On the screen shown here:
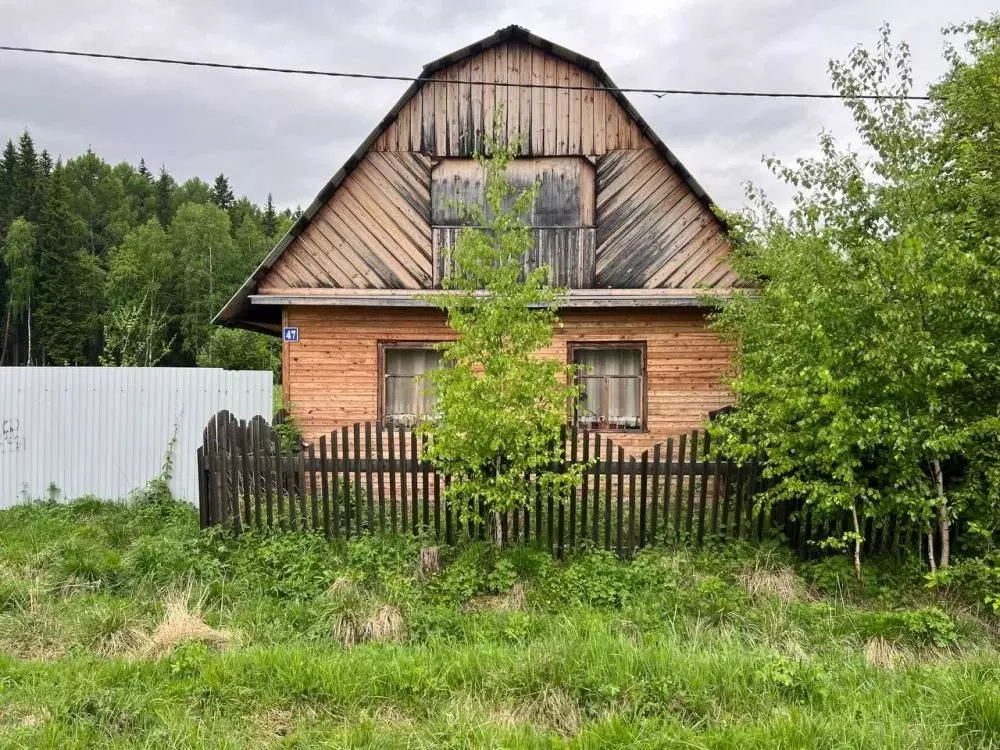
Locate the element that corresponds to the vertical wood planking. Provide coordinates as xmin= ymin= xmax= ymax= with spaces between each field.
xmin=569 ymin=427 xmax=578 ymax=550
xmin=398 ymin=425 xmax=408 ymax=533
xmin=662 ymin=438 xmax=673 ymax=545
xmin=530 ymin=48 xmax=545 ymax=153
xmin=710 ymin=453 xmax=722 ymax=540
xmin=387 ymin=426 xmax=397 ymax=533
xmin=580 ymin=430 xmax=590 ymax=543
xmin=615 ymin=446 xmax=625 ymax=556
xmin=732 ymin=463 xmax=745 ymax=540
xmin=434 ymin=76 xmax=448 ymax=156
xmin=534 ymin=471 xmax=543 ymax=545
xmin=330 ymin=431 xmax=341 ymax=538
xmin=594 ymin=87 xmax=607 ymax=155
xmin=197 ymin=447 xmax=208 ymax=529
xmin=297 ymin=444 xmax=308 ymax=527
xmin=605 ymin=93 xmax=620 ymax=150
xmin=697 ymin=432 xmax=711 ymax=545
xmin=569 ymin=64 xmax=582 ymax=154
xmin=421 ymin=433 xmax=430 ymax=532
xmin=719 ymin=460 xmax=732 ymax=541
xmin=445 ymin=473 xmax=453 ymax=544
xmin=364 ymin=422 xmax=374 ymax=531
xmin=342 ymin=425 xmax=352 ymax=537
xmin=238 ymin=421 xmax=251 ymax=527
xmin=286 ymin=443 xmax=298 ymax=529
xmin=590 ymin=433 xmax=600 ymax=543
xmin=353 ymin=423 xmax=362 ymax=533
xmin=480 ymin=46 xmax=493 ymax=150
xmin=685 ymin=431 xmax=698 ymax=540
xmin=543 ymin=55 xmax=557 ymax=154
xmin=557 ymin=59 xmax=570 ymax=154
xmin=674 ymin=434 xmax=686 ymax=542
xmin=650 ymin=443 xmax=661 ymax=546
xmin=581 ymin=72 xmax=595 ymax=155
xmin=518 ymin=44 xmax=532 ymax=153
xmin=410 ymin=431 xmax=419 ymax=534
xmin=308 ymin=442 xmax=319 ymax=531
xmin=272 ymin=432 xmax=283 ymax=525
xmin=262 ymin=430 xmax=273 ymax=529
xmin=638 ymin=451 xmax=649 ymax=548
xmin=376 ymin=422 xmax=385 ymax=531
xmin=433 ymin=453 xmax=442 ymax=540
xmin=603 ymin=438 xmax=612 ymax=549
xmin=494 ymin=43 xmax=507 ymax=147
xmin=627 ymin=456 xmax=637 ymax=554
xmin=450 ymin=61 xmax=464 ymax=155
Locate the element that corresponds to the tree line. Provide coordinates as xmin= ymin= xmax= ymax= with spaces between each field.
xmin=0 ymin=135 xmax=289 ymax=374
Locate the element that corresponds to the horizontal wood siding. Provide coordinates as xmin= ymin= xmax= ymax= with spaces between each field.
xmin=432 ymin=226 xmax=596 ymax=288
xmin=595 ymin=150 xmax=735 ymax=289
xmin=260 ymin=152 xmax=432 ymax=291
xmin=284 ymin=306 xmax=731 ymax=455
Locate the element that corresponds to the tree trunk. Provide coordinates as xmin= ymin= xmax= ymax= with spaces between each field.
xmin=927 ymin=530 xmax=937 ymax=574
xmin=490 ymin=510 xmax=503 ymax=548
xmin=26 ymin=304 xmax=32 ymax=366
xmin=850 ymin=503 xmax=863 ymax=583
xmin=0 ymin=300 xmax=11 ymax=366
xmin=931 ymin=459 xmax=950 ymax=569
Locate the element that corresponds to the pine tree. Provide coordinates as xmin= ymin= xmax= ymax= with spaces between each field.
xmin=137 ymin=158 xmax=151 ymax=180
xmin=210 ymin=173 xmax=235 ymax=212
xmin=262 ymin=192 xmax=278 ymax=239
xmin=155 ymin=165 xmax=175 ymax=227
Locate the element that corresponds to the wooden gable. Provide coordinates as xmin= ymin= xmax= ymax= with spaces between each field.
xmin=222 ymin=27 xmax=737 ymax=330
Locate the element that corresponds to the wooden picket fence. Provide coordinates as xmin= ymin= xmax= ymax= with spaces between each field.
xmin=195 ymin=411 xmax=906 ymax=558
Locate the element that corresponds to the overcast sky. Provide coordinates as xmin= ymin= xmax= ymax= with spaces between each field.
xmin=1 ymin=0 xmax=995 ymax=213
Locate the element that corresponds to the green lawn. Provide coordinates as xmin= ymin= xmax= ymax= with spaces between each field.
xmin=0 ymin=495 xmax=998 ymax=748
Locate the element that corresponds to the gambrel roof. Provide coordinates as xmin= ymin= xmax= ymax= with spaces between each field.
xmin=217 ymin=25 xmax=735 ymax=334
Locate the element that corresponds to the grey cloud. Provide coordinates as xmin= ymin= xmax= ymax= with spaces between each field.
xmin=2 ymin=0 xmax=996 ymax=214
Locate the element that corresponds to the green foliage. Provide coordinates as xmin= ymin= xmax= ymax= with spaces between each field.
xmin=100 ymin=288 xmax=174 ymax=367
xmin=709 ymin=22 xmax=1000 ymax=571
xmin=196 ymin=326 xmax=280 ymax=380
xmin=422 ymin=109 xmax=583 ymax=521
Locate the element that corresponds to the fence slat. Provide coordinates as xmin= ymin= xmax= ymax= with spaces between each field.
xmin=410 ymin=431 xmax=419 ymax=534
xmin=698 ymin=432 xmax=711 ymax=545
xmin=732 ymin=462 xmax=745 ymax=540
xmin=649 ymin=444 xmax=660 ymax=546
xmin=535 ymin=471 xmax=543 ymax=546
xmin=340 ymin=426 xmax=351 ymax=537
xmin=286 ymin=443 xmax=297 ymax=529
xmin=580 ymin=430 xmax=590 ymax=545
xmin=685 ymin=431 xmax=698 ymax=540
xmin=197 ymin=447 xmax=208 ymax=529
xmin=238 ymin=420 xmax=251 ymax=527
xmin=353 ymin=423 xmax=363 ymax=533
xmin=674 ymin=434 xmax=686 ymax=543
xmin=710 ymin=453 xmax=722 ymax=540
xmin=308 ymin=442 xmax=319 ymax=531
xmin=445 ymin=473 xmax=454 ymax=544
xmin=297 ymin=444 xmax=308 ymax=527
xmin=376 ymin=422 xmax=385 ymax=532
xmin=662 ymin=438 xmax=673 ymax=546
xmin=330 ymin=431 xmax=341 ymax=538
xmin=636 ymin=451 xmax=649 ymax=549
xmin=627 ymin=455 xmax=637 ymax=554
xmin=616 ymin=446 xmax=625 ymax=556
xmin=364 ymin=422 xmax=375 ymax=532
xmin=398 ymin=425 xmax=408 ymax=533
xmin=603 ymin=439 xmax=613 ymax=550
xmin=591 ymin=434 xmax=601 ymax=543
xmin=434 ymin=453 xmax=442 ymax=541
xmin=421 ymin=433 xmax=430 ymax=533
xmin=319 ymin=435 xmax=330 ymax=538
xmin=569 ymin=426 xmax=578 ymax=552
xmin=387 ymin=425 xmax=397 ymax=534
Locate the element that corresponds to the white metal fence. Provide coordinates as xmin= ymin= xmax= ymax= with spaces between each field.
xmin=0 ymin=367 xmax=272 ymax=507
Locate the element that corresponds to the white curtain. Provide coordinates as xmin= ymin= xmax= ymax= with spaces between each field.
xmin=385 ymin=349 xmax=442 ymax=423
xmin=575 ymin=348 xmax=642 ymax=429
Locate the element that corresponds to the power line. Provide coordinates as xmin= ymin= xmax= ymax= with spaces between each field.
xmin=0 ymin=44 xmax=931 ymax=101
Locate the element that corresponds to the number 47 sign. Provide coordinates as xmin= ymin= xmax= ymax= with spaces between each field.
xmin=283 ymin=327 xmax=299 ymax=343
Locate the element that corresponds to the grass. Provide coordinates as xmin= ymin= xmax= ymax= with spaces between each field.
xmin=0 ymin=495 xmax=998 ymax=748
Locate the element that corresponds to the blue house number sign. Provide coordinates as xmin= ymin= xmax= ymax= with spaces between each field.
xmin=283 ymin=327 xmax=299 ymax=343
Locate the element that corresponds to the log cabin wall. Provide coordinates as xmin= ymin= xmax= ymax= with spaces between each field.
xmin=283 ymin=306 xmax=732 ymax=456
xmin=256 ymin=39 xmax=735 ymax=295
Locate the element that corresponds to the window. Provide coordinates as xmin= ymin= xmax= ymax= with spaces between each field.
xmin=571 ymin=344 xmax=645 ymax=432
xmin=380 ymin=344 xmax=443 ymax=427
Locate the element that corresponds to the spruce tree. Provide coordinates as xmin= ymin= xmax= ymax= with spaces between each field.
xmin=38 ymin=150 xmax=52 ymax=178
xmin=14 ymin=131 xmax=39 ymax=222
xmin=137 ymin=158 xmax=151 ymax=180
xmin=262 ymin=192 xmax=278 ymax=239
xmin=155 ymin=165 xmax=175 ymax=227
xmin=0 ymin=140 xmax=17 ymax=234
xmin=210 ymin=173 xmax=235 ymax=212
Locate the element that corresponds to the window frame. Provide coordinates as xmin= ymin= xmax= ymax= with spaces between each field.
xmin=377 ymin=341 xmax=445 ymax=427
xmin=567 ymin=341 xmax=648 ymax=433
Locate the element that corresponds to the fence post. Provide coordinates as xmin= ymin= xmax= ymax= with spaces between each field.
xmin=197 ymin=446 xmax=209 ymax=529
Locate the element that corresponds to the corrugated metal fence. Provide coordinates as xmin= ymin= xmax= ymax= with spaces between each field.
xmin=0 ymin=367 xmax=272 ymax=507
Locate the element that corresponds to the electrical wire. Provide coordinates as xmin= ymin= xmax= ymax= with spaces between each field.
xmin=0 ymin=44 xmax=931 ymax=101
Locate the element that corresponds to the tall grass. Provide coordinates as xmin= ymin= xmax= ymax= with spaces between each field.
xmin=0 ymin=496 xmax=997 ymax=748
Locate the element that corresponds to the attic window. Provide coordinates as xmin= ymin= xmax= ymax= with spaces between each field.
xmin=431 ymin=157 xmax=595 ymax=229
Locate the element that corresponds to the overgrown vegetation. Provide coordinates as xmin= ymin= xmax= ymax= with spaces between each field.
xmin=1 ymin=496 xmax=999 ymax=747
xmin=422 ymin=112 xmax=583 ymax=536
xmin=710 ymin=18 xmax=1000 ymax=579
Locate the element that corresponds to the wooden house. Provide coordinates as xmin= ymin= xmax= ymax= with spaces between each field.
xmin=215 ymin=26 xmax=739 ymax=455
